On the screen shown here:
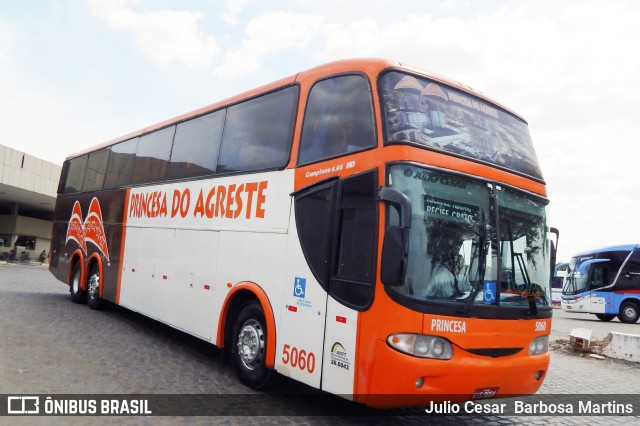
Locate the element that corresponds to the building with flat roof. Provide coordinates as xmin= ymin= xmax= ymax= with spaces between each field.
xmin=0 ymin=144 xmax=61 ymax=261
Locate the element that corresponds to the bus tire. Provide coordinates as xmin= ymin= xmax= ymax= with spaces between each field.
xmin=70 ymin=262 xmax=86 ymax=304
xmin=618 ymin=301 xmax=640 ymax=324
xmin=595 ymin=314 xmax=615 ymax=322
xmin=230 ymin=300 xmax=276 ymax=390
xmin=86 ymin=263 xmax=104 ymax=310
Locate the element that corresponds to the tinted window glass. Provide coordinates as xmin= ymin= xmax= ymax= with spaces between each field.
xmin=62 ymin=155 xmax=88 ymax=194
xmin=330 ymin=171 xmax=378 ymax=310
xmin=294 ymin=180 xmax=337 ymax=291
xmin=380 ymin=71 xmax=543 ymax=180
xmin=82 ymin=148 xmax=110 ymax=191
xmin=619 ymin=250 xmax=640 ymax=290
xmin=217 ymin=86 xmax=298 ymax=174
xmin=169 ymin=110 xmax=225 ymax=180
xmin=299 ymin=75 xmax=376 ymax=165
xmin=134 ymin=126 xmax=175 ymax=184
xmin=104 ymin=138 xmax=138 ymax=188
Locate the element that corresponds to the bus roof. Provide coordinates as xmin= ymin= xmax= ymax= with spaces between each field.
xmin=65 ymin=57 xmax=524 ymax=161
xmin=572 ymin=244 xmax=640 ymax=257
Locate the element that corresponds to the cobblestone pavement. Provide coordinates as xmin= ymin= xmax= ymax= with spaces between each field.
xmin=1 ymin=263 xmax=640 ymax=425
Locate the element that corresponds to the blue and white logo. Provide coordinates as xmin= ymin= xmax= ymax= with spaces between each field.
xmin=483 ymin=281 xmax=497 ymax=304
xmin=293 ymin=277 xmax=306 ymax=298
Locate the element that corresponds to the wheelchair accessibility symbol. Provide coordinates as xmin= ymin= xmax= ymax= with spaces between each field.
xmin=483 ymin=281 xmax=497 ymax=304
xmin=293 ymin=277 xmax=306 ymax=298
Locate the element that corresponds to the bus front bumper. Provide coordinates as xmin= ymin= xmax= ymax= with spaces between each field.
xmin=358 ymin=339 xmax=549 ymax=408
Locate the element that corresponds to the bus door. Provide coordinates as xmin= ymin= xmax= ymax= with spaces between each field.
xmin=580 ymin=259 xmax=611 ymax=313
xmin=280 ymin=171 xmax=378 ymax=395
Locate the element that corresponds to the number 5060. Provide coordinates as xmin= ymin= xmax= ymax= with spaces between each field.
xmin=282 ymin=343 xmax=316 ymax=374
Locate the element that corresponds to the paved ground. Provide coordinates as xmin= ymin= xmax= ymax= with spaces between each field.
xmin=1 ymin=263 xmax=640 ymax=425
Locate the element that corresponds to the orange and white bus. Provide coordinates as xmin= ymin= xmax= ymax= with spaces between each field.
xmin=49 ymin=58 xmax=554 ymax=408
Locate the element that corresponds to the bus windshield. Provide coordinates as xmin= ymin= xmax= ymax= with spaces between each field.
xmin=380 ymin=71 xmax=543 ymax=181
xmin=562 ymin=249 xmax=631 ymax=294
xmin=388 ymin=165 xmax=550 ymax=313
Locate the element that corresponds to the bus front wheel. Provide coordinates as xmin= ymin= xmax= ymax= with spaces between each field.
xmin=70 ymin=263 xmax=86 ymax=304
xmin=230 ymin=300 xmax=275 ymax=390
xmin=595 ymin=314 xmax=615 ymax=322
xmin=618 ymin=301 xmax=640 ymax=324
xmin=87 ymin=264 xmax=104 ymax=310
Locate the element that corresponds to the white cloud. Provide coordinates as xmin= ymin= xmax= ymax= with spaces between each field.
xmin=214 ymin=11 xmax=324 ymax=79
xmin=222 ymin=0 xmax=248 ymax=26
xmin=0 ymin=20 xmax=25 ymax=70
xmin=88 ymin=0 xmax=219 ymax=68
xmin=0 ymin=28 xmax=11 ymax=64
xmin=304 ymin=1 xmax=640 ymax=261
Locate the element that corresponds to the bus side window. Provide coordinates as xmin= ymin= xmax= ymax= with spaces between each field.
xmin=168 ymin=109 xmax=225 ymax=180
xmin=589 ymin=264 xmax=608 ymax=288
xmin=330 ymin=170 xmax=378 ymax=310
xmin=104 ymin=138 xmax=138 ymax=189
xmin=133 ymin=126 xmax=175 ymax=185
xmin=620 ymin=250 xmax=640 ymax=290
xmin=294 ymin=179 xmax=338 ymax=292
xmin=62 ymin=154 xmax=88 ymax=194
xmin=82 ymin=148 xmax=110 ymax=192
xmin=216 ymin=86 xmax=298 ymax=174
xmin=298 ymin=75 xmax=376 ymax=166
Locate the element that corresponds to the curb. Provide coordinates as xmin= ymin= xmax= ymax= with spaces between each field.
xmin=564 ymin=328 xmax=640 ymax=363
xmin=602 ymin=331 xmax=640 ymax=362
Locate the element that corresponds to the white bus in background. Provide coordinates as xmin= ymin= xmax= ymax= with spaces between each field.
xmin=551 ymin=263 xmax=568 ymax=306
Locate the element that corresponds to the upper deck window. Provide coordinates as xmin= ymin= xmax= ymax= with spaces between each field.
xmin=82 ymin=148 xmax=110 ymax=192
xmin=298 ymin=75 xmax=376 ymax=166
xmin=216 ymin=85 xmax=298 ymax=174
xmin=62 ymin=154 xmax=88 ymax=194
xmin=169 ymin=109 xmax=225 ymax=180
xmin=104 ymin=138 xmax=138 ymax=189
xmin=380 ymin=71 xmax=543 ymax=181
xmin=134 ymin=126 xmax=175 ymax=185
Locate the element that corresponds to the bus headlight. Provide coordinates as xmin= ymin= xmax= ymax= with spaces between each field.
xmin=529 ymin=336 xmax=549 ymax=355
xmin=387 ymin=334 xmax=453 ymax=359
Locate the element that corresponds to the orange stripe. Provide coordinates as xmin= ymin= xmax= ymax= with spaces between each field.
xmin=217 ymin=282 xmax=277 ymax=369
xmin=115 ymin=188 xmax=130 ymax=304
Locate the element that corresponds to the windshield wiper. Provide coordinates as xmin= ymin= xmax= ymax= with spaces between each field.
xmin=515 ymin=252 xmax=538 ymax=315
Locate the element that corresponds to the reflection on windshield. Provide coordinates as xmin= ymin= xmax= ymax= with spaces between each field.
xmin=497 ymin=187 xmax=549 ymax=310
xmin=388 ymin=165 xmax=550 ymax=311
xmin=380 ymin=71 xmax=543 ymax=180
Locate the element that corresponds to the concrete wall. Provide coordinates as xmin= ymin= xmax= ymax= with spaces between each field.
xmin=0 ymin=145 xmax=59 ymax=196
xmin=0 ymin=144 xmax=61 ymax=260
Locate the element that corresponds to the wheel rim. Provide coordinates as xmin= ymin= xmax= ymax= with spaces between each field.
xmin=623 ymin=305 xmax=637 ymax=320
xmin=88 ymin=273 xmax=99 ymax=300
xmin=237 ymin=319 xmax=265 ymax=371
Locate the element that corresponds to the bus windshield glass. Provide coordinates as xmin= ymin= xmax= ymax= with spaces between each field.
xmin=388 ymin=165 xmax=550 ymax=311
xmin=562 ymin=250 xmax=631 ymax=294
xmin=380 ymin=71 xmax=543 ymax=181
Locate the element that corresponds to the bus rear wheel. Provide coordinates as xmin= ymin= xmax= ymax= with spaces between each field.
xmin=618 ymin=301 xmax=640 ymax=324
xmin=230 ymin=300 xmax=276 ymax=390
xmin=87 ymin=264 xmax=104 ymax=310
xmin=70 ymin=263 xmax=86 ymax=304
xmin=594 ymin=314 xmax=615 ymax=322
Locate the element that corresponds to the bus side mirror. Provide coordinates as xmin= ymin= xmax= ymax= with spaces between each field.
xmin=378 ymin=187 xmax=411 ymax=287
xmin=549 ymin=227 xmax=559 ymax=285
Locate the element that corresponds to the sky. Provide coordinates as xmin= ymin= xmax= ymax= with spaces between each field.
xmin=1 ymin=0 xmax=639 ymax=262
